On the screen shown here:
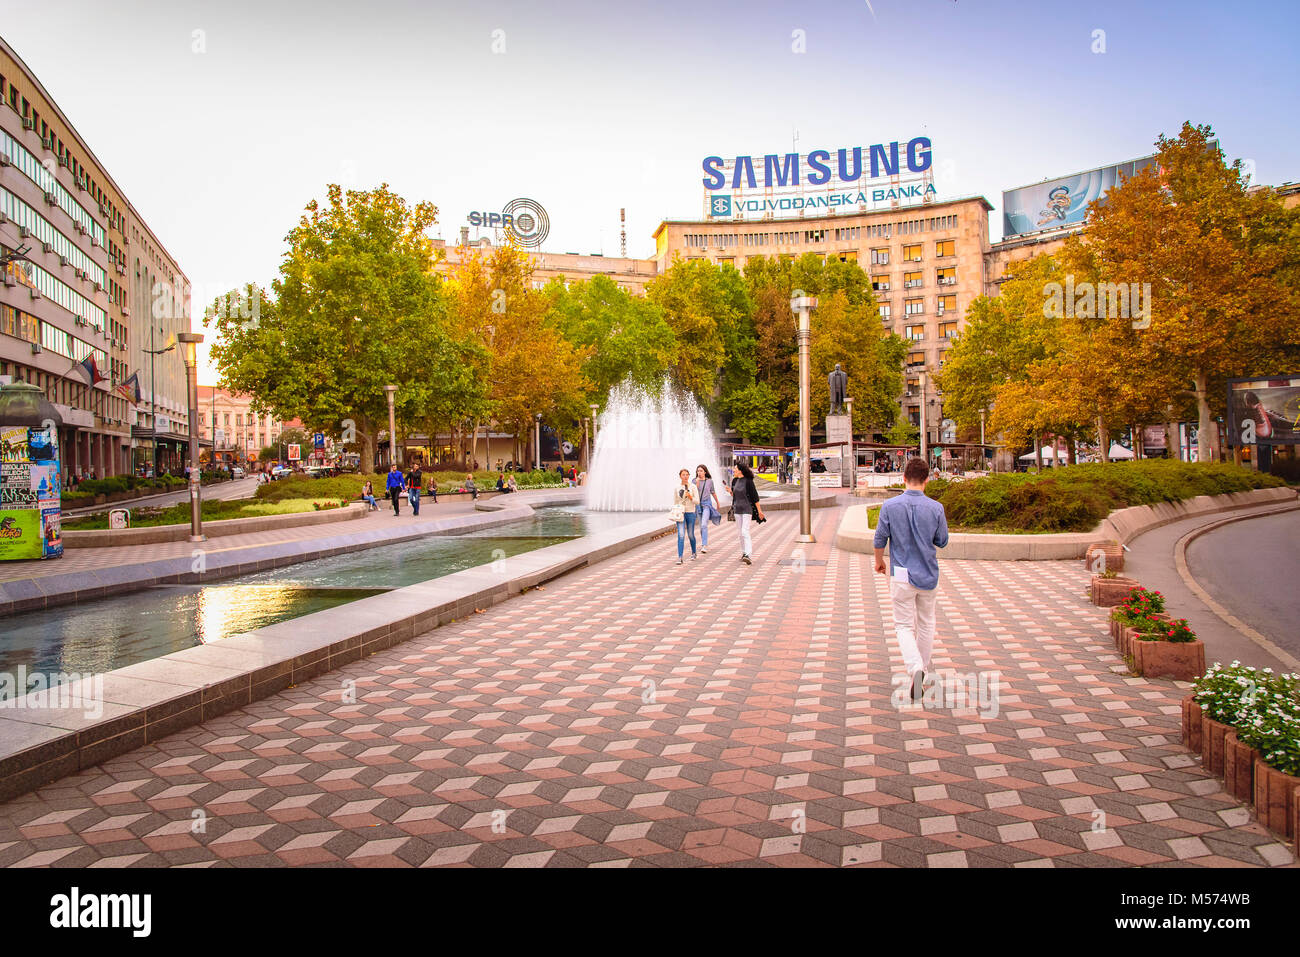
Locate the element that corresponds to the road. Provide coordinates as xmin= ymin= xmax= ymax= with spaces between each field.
xmin=62 ymin=476 xmax=260 ymax=516
xmin=1185 ymin=509 xmax=1300 ymax=664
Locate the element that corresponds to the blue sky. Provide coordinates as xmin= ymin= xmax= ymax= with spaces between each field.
xmin=2 ymin=0 xmax=1297 ymax=378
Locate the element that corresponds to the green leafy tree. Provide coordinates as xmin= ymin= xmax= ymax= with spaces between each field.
xmin=721 ymin=382 xmax=781 ymax=444
xmin=209 ymin=184 xmax=489 ymax=468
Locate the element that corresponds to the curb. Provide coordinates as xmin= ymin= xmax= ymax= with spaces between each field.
xmin=1172 ymin=501 xmax=1300 ymax=673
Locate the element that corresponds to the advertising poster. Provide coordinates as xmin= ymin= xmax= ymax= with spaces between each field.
xmin=0 ymin=423 xmax=60 ymax=560
xmin=1227 ymin=376 xmax=1300 ymax=445
xmin=0 ymin=509 xmax=40 ymax=561
xmin=1002 ymin=156 xmax=1156 ymax=238
xmin=288 ymin=443 xmax=301 ymax=461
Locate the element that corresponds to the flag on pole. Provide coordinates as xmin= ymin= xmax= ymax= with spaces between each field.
xmin=114 ymin=371 xmax=141 ymax=403
xmin=77 ymin=354 xmax=107 ymax=386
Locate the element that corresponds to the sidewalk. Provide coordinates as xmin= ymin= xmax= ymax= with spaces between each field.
xmin=0 ymin=505 xmax=1289 ymax=867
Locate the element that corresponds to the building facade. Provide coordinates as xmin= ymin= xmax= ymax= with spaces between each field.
xmin=0 ymin=37 xmax=191 ymax=481
xmin=196 ymin=386 xmax=285 ymax=466
xmin=653 ymin=196 xmax=994 ymax=446
xmin=432 ymin=233 xmax=657 ymax=295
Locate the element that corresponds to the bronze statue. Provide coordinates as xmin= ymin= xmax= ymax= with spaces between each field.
xmin=828 ymin=364 xmax=848 ymax=415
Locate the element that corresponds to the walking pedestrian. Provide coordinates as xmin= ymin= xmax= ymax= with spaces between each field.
xmin=406 ymin=463 xmax=423 ymax=516
xmin=873 ymin=457 xmax=950 ymax=703
xmin=385 ymin=463 xmax=405 ymax=515
xmin=726 ymin=462 xmax=765 ymax=565
xmin=672 ymin=468 xmax=699 ymax=564
xmin=694 ymin=464 xmax=721 ymax=554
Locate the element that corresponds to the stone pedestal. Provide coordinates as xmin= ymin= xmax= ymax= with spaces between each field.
xmin=825 ymin=414 xmax=851 ymax=446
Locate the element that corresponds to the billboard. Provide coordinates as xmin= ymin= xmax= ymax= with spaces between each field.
xmin=702 ymin=138 xmax=937 ymax=221
xmin=0 ymin=423 xmax=62 ymax=561
xmin=1002 ymin=155 xmax=1156 ymax=239
xmin=1227 ymin=376 xmax=1300 ymax=446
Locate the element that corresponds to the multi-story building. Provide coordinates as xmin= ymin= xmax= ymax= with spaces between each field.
xmin=653 ymin=196 xmax=993 ymax=445
xmin=0 ymin=37 xmax=191 ymax=480
xmin=196 ymin=386 xmax=286 ymax=466
xmin=432 ymin=232 xmax=657 ymax=295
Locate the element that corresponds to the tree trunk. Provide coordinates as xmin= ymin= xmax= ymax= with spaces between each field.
xmin=469 ymin=418 xmax=480 ymax=472
xmin=1067 ymin=435 xmax=1077 ymax=465
xmin=1098 ymin=417 xmax=1110 ymax=464
xmin=1034 ymin=436 xmax=1042 ymax=470
xmin=1192 ymin=369 xmax=1216 ymax=462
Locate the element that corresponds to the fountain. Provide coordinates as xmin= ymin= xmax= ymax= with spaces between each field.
xmin=586 ymin=379 xmax=723 ymax=512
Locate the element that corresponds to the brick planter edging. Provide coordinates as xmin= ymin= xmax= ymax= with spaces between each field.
xmin=1181 ymin=694 xmax=1297 ymax=856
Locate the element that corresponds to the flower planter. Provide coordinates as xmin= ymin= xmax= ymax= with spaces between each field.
xmin=1131 ymin=638 xmax=1205 ymax=681
xmin=1223 ymin=732 xmax=1257 ymax=802
xmin=1119 ymin=615 xmax=1170 ymax=660
xmin=1084 ymin=541 xmax=1124 ymax=574
xmin=1201 ymin=715 xmax=1233 ymax=776
xmin=1181 ymin=695 xmax=1202 ymax=752
xmin=1091 ymin=576 xmax=1139 ymax=607
xmin=1253 ymin=757 xmax=1300 ymax=841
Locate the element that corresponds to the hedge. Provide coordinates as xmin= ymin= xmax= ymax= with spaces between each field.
xmin=924 ymin=460 xmax=1284 ymax=533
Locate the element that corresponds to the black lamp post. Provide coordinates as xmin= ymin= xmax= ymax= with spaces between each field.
xmin=143 ymin=325 xmax=174 ymax=476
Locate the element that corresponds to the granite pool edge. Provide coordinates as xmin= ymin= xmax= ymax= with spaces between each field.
xmin=0 ymin=489 xmax=586 ymax=618
xmin=0 ymin=509 xmax=675 ymax=803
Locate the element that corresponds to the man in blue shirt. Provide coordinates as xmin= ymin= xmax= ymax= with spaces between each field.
xmin=873 ymin=457 xmax=950 ymax=702
xmin=385 ymin=463 xmax=405 ymax=516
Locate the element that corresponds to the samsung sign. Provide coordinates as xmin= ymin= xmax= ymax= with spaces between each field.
xmin=702 ymin=138 xmax=933 ymax=191
xmin=702 ymin=138 xmax=935 ymax=218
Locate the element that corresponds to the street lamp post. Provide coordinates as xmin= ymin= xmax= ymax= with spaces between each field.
xmin=844 ymin=396 xmax=855 ymax=493
xmin=534 ymin=413 xmax=542 ymax=470
xmin=919 ymin=371 xmax=928 ymax=463
xmin=384 ymin=384 xmax=398 ymax=469
xmin=790 ymin=294 xmax=817 ymax=543
xmin=176 ymin=333 xmax=205 ymax=542
xmin=144 ymin=325 xmax=175 ymax=477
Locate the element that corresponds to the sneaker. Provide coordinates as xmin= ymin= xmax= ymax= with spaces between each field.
xmin=910 ymin=670 xmax=925 ymax=702
xmin=692 ymin=552 xmax=697 ymax=560
xmin=701 ymin=547 xmax=708 ymax=553
xmin=676 ymin=558 xmax=683 ymax=565
xmin=742 ymin=555 xmax=752 ymax=565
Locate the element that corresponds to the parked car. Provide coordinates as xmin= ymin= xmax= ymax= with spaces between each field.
xmin=271 ymin=466 xmax=293 ymax=480
xmin=231 ymin=466 xmax=246 ymax=479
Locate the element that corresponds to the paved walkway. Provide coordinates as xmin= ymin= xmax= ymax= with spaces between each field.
xmin=0 ymin=497 xmax=491 ymax=585
xmin=0 ymin=507 xmax=1291 ymax=867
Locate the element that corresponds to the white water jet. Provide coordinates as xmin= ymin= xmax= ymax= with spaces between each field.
xmin=586 ymin=379 xmax=723 ymax=512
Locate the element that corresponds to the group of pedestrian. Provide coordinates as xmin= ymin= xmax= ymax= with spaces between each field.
xmin=671 ymin=463 xmax=766 ymax=566
xmin=379 ymin=463 xmax=441 ymax=515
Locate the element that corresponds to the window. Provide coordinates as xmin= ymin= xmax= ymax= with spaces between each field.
xmin=937 ymin=295 xmax=956 ymax=316
xmin=906 ymin=377 xmax=920 ymax=397
xmin=235 ymin=414 xmax=243 ymax=426
xmin=936 ymin=240 xmax=955 ymax=258
xmin=223 ymin=413 xmax=230 ymax=427
xmin=902 ymin=244 xmax=922 ymax=262
xmin=905 ymin=298 xmax=924 ymax=316
xmin=936 ymin=267 xmax=956 ymax=286
xmin=940 ymin=321 xmax=959 ymax=339
xmin=872 ymin=275 xmax=890 ymax=292
xmin=907 ymin=352 xmax=925 ymax=368
xmin=906 ymin=324 xmax=925 ymax=341
xmin=908 ymin=407 xmax=920 ymax=426
xmin=904 ymin=271 xmax=922 ymax=289
xmin=839 ymin=250 xmax=858 ymax=262
xmin=870 ymin=247 xmax=889 ymax=266
xmin=878 ymin=303 xmax=891 ymax=321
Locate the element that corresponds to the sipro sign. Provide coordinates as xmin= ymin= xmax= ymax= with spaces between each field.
xmin=702 ymin=138 xmax=933 ymax=191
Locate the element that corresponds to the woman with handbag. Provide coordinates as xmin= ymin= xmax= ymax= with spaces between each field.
xmin=672 ymin=468 xmax=700 ymax=565
xmin=726 ymin=461 xmax=765 ymax=565
xmin=694 ymin=464 xmax=722 ymax=554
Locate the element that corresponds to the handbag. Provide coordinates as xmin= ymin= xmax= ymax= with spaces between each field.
xmin=670 ymin=503 xmax=684 ymax=522
xmin=726 ymin=507 xmax=735 ymax=522
xmin=751 ymin=503 xmax=766 ymax=524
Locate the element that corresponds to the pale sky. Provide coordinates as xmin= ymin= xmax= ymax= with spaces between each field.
xmin=3 ymin=0 xmax=1297 ymax=383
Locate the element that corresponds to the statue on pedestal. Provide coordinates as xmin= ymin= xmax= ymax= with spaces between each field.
xmin=828 ymin=364 xmax=848 ymax=415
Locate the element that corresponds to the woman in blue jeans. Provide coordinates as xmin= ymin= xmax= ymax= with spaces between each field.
xmin=694 ymin=464 xmax=721 ymax=553
xmin=673 ymin=468 xmax=699 ymax=565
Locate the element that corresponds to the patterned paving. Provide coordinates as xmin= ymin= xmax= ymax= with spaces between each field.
xmin=0 ymin=506 xmax=1292 ymax=868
